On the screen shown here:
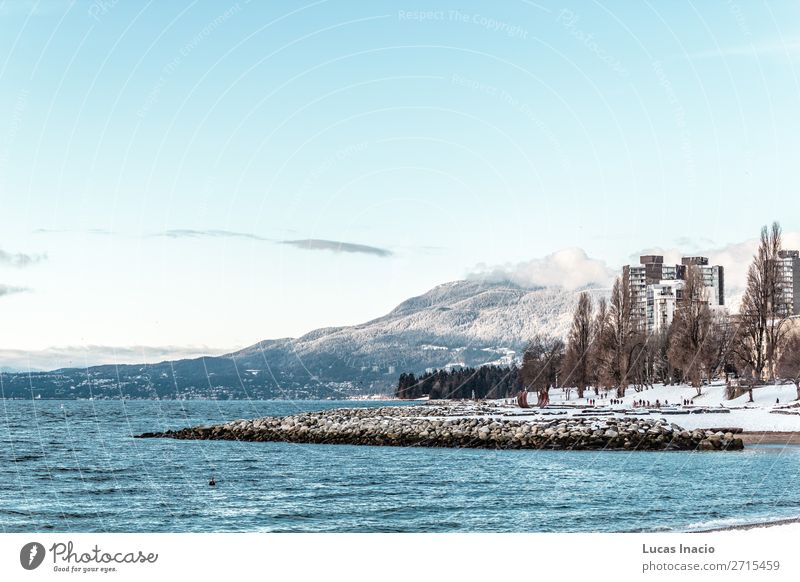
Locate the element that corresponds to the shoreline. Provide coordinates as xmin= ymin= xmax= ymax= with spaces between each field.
xmin=694 ymin=516 xmax=800 ymax=532
xmin=739 ymin=431 xmax=800 ymax=445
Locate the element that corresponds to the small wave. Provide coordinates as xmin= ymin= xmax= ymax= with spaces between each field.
xmin=48 ymin=511 xmax=116 ymax=519
xmin=272 ymin=512 xmax=316 ymax=520
xmin=10 ymin=454 xmax=44 ymax=463
xmin=49 ymin=466 xmax=129 ymax=476
xmin=683 ymin=514 xmax=800 ymax=531
xmin=86 ymin=487 xmax=139 ymax=496
xmin=622 ymin=525 xmax=675 ymax=533
xmin=1 ymin=508 xmax=34 ymax=517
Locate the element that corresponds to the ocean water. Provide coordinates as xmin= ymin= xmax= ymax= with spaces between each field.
xmin=1 ymin=399 xmax=799 ymax=533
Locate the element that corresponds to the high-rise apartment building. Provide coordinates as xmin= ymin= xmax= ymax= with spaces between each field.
xmin=681 ymin=256 xmax=725 ymax=308
xmin=777 ymin=250 xmax=800 ymax=316
xmin=647 ymin=280 xmax=683 ymax=334
xmin=623 ymin=255 xmax=725 ymax=333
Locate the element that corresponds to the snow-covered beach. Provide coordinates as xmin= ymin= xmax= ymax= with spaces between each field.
xmin=496 ymin=382 xmax=800 ymax=437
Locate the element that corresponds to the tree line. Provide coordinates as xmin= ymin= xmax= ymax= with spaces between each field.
xmin=395 ymin=365 xmax=522 ymax=400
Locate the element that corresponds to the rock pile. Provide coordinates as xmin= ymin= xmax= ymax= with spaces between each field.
xmin=136 ymin=405 xmax=744 ymax=451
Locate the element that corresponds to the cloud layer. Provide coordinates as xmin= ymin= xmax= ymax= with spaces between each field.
xmin=152 ymin=230 xmax=393 ymax=257
xmin=155 ymin=229 xmax=273 ymax=241
xmin=279 ymin=239 xmax=393 ymax=257
xmin=0 ymin=284 xmax=28 ymax=297
xmin=0 ymin=248 xmax=46 ymax=267
xmin=0 ymin=344 xmax=231 ymax=372
xmin=470 ymin=247 xmax=616 ymax=290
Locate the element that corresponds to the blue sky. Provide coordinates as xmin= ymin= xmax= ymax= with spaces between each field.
xmin=1 ymin=0 xmax=799 ymax=368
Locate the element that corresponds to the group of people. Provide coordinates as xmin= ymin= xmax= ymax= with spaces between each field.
xmin=582 ymin=394 xmax=696 ymax=408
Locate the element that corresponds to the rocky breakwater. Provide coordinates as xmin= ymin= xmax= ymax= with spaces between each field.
xmin=136 ymin=406 xmax=744 ymax=451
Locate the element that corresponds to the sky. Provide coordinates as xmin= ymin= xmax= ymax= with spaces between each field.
xmin=1 ymin=0 xmax=800 ymax=369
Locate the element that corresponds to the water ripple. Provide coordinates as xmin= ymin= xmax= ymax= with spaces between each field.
xmin=1 ymin=400 xmax=799 ymax=533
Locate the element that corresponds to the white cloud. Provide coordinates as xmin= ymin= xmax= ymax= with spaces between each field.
xmin=0 ymin=284 xmax=28 ymax=297
xmin=152 ymin=231 xmax=394 ymax=256
xmin=0 ymin=248 xmax=46 ymax=267
xmin=280 ymin=239 xmax=393 ymax=257
xmin=154 ymin=229 xmax=272 ymax=242
xmin=469 ymin=247 xmax=616 ymax=290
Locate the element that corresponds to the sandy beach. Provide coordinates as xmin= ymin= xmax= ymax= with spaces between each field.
xmin=739 ymin=432 xmax=800 ymax=445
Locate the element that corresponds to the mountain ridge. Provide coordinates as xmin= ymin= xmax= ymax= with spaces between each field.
xmin=1 ymin=279 xmax=603 ymax=399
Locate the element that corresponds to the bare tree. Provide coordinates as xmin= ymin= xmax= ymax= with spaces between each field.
xmin=703 ymin=310 xmax=735 ymax=381
xmin=667 ymin=265 xmax=713 ymax=395
xmin=764 ymin=223 xmax=790 ymax=380
xmin=627 ymin=330 xmax=650 ymax=392
xmin=733 ymin=222 xmax=789 ymax=383
xmin=644 ymin=332 xmax=661 ymax=387
xmin=560 ymin=291 xmax=594 ymax=398
xmin=590 ymin=296 xmax=610 ymax=395
xmin=596 ymin=276 xmax=633 ymax=397
xmin=521 ymin=334 xmax=565 ymax=397
xmin=651 ymin=327 xmax=673 ymax=385
xmin=777 ymin=332 xmax=800 ymax=401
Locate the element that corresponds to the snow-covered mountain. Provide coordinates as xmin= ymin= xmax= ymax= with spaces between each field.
xmin=230 ymin=279 xmax=605 ymax=385
xmin=4 ymin=280 xmax=604 ymax=399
